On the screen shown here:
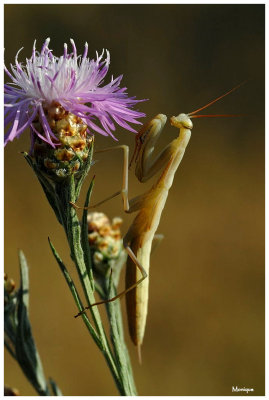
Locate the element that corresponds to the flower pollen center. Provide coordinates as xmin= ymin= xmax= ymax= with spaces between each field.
xmin=33 ymin=102 xmax=93 ymax=179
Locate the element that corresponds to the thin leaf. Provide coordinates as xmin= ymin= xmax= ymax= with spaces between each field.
xmin=48 ymin=238 xmax=101 ymax=347
xmin=16 ymin=251 xmax=49 ymax=395
xmin=4 ymin=337 xmax=16 ymax=359
xmin=81 ymin=176 xmax=95 ymax=290
xmin=4 ymin=294 xmax=17 ymax=344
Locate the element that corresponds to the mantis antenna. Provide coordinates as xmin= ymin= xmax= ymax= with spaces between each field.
xmin=188 ymin=81 xmax=247 ymax=116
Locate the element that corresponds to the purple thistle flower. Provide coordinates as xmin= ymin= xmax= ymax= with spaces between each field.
xmin=4 ymin=38 xmax=146 ymax=147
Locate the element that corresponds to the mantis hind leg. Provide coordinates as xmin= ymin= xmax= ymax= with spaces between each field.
xmin=74 ymin=245 xmax=147 ymax=318
xmin=72 ymin=189 xmax=123 ymax=210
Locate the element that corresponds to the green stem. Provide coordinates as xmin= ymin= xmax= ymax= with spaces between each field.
xmin=113 ymin=299 xmax=137 ymax=392
xmin=26 ymin=151 xmax=137 ymax=395
xmin=105 ymin=280 xmax=137 ymax=395
xmin=55 ymin=178 xmax=128 ymax=395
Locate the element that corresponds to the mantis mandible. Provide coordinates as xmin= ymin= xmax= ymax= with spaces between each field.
xmin=74 ymin=83 xmax=243 ymax=360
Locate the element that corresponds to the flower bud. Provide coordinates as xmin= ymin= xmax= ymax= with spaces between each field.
xmin=33 ymin=102 xmax=93 ymax=179
xmin=87 ymin=212 xmax=125 ymax=279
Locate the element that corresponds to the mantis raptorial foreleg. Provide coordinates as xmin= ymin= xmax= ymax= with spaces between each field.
xmin=72 ymin=115 xmax=174 ymax=211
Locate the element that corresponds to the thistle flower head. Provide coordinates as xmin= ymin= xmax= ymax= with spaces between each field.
xmin=4 ymin=38 xmax=146 ymax=147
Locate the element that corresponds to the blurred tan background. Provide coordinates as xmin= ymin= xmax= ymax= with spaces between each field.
xmin=4 ymin=4 xmax=264 ymax=396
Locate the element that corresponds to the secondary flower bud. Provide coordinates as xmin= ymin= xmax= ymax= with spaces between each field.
xmin=88 ymin=212 xmax=124 ymax=278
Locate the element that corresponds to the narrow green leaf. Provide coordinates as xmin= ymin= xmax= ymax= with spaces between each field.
xmin=4 ymin=292 xmax=17 ymax=344
xmin=48 ymin=238 xmax=101 ymax=347
xmin=4 ymin=337 xmax=16 ymax=360
xmin=16 ymin=251 xmax=49 ymax=395
xmin=81 ymin=177 xmax=95 ymax=290
xmin=18 ymin=251 xmax=29 ymax=308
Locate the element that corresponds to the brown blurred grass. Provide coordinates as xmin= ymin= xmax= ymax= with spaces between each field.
xmin=4 ymin=4 xmax=264 ymax=396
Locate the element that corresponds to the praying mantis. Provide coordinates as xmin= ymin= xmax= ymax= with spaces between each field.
xmin=74 ymin=83 xmax=243 ymax=360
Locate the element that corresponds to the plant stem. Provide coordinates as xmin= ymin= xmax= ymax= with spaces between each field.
xmin=25 ymin=151 xmax=137 ymax=395
xmin=55 ymin=177 xmax=135 ymax=395
xmin=105 ymin=280 xmax=137 ymax=395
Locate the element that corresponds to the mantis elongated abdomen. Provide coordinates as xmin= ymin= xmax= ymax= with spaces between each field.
xmin=125 ymin=239 xmax=151 ymax=347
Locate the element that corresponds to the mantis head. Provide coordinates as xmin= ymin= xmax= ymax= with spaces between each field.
xmin=170 ymin=113 xmax=193 ymax=130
